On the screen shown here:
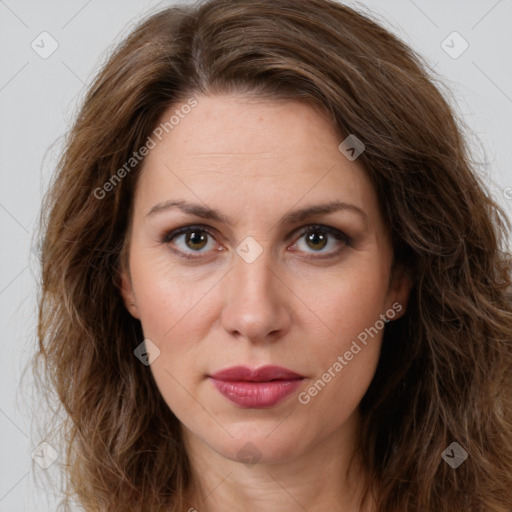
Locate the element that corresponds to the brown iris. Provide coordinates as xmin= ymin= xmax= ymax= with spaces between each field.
xmin=305 ymin=231 xmax=328 ymax=251
xmin=185 ymin=231 xmax=208 ymax=251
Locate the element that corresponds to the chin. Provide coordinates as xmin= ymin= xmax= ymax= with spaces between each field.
xmin=200 ymin=421 xmax=312 ymax=466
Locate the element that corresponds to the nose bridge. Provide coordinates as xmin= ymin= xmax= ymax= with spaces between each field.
xmin=231 ymin=243 xmax=279 ymax=304
xmin=220 ymin=242 xmax=290 ymax=341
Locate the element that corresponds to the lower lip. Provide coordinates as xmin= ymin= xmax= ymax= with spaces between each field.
xmin=210 ymin=378 xmax=303 ymax=408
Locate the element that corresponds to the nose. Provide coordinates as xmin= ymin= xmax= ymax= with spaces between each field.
xmin=220 ymin=247 xmax=292 ymax=344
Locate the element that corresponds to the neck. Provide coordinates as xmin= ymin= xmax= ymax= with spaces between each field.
xmin=181 ymin=411 xmax=375 ymax=512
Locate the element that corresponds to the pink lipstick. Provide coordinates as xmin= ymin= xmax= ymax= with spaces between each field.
xmin=209 ymin=365 xmax=304 ymax=408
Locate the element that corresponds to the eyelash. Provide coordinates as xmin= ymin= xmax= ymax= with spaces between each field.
xmin=161 ymin=224 xmax=352 ymax=261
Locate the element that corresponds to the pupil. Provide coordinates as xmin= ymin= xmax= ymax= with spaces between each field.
xmin=187 ymin=231 xmax=207 ymax=250
xmin=307 ymin=232 xmax=327 ymax=250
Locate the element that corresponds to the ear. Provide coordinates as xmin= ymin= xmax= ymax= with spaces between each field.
xmin=386 ymin=265 xmax=413 ymax=321
xmin=118 ymin=267 xmax=141 ymax=320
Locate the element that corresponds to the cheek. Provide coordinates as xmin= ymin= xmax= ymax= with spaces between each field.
xmin=294 ymin=288 xmax=387 ymax=440
xmin=294 ymin=342 xmax=380 ymax=451
xmin=297 ymin=254 xmax=391 ymax=338
xmin=130 ymin=245 xmax=217 ymax=338
xmin=291 ymin=259 xmax=390 ymax=412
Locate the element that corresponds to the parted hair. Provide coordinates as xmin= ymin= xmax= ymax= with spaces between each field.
xmin=35 ymin=0 xmax=512 ymax=510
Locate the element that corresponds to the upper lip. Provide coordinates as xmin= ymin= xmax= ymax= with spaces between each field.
xmin=209 ymin=365 xmax=304 ymax=382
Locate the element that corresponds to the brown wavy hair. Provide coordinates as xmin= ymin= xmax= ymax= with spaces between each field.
xmin=34 ymin=0 xmax=512 ymax=510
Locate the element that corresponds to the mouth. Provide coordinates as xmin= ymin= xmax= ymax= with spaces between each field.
xmin=208 ymin=365 xmax=305 ymax=408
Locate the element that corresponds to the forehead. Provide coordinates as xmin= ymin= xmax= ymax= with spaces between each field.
xmin=148 ymin=94 xmax=339 ymax=167
xmin=135 ymin=94 xmax=379 ymax=223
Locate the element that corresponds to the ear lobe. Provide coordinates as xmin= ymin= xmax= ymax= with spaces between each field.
xmin=388 ymin=267 xmax=413 ymax=320
xmin=118 ymin=269 xmax=140 ymax=319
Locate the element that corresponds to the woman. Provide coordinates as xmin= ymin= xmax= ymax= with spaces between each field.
xmin=35 ymin=0 xmax=512 ymax=510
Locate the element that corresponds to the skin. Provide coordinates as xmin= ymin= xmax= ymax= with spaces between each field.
xmin=120 ymin=93 xmax=411 ymax=512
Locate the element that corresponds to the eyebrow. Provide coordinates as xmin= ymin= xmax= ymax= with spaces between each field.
xmin=146 ymin=199 xmax=368 ymax=225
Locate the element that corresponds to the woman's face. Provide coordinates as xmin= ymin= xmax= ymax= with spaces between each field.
xmin=121 ymin=94 xmax=410 ymax=464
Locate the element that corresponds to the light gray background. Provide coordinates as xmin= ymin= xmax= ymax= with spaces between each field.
xmin=1 ymin=0 xmax=511 ymax=510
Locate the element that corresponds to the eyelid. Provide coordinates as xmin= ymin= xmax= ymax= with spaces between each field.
xmin=161 ymin=224 xmax=217 ymax=244
xmin=293 ymin=224 xmax=351 ymax=243
xmin=290 ymin=224 xmax=352 ymax=259
xmin=161 ymin=224 xmax=221 ymax=261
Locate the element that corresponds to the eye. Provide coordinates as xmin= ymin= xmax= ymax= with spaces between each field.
xmin=161 ymin=224 xmax=351 ymax=260
xmin=162 ymin=225 xmax=218 ymax=259
xmin=291 ymin=225 xmax=351 ymax=258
